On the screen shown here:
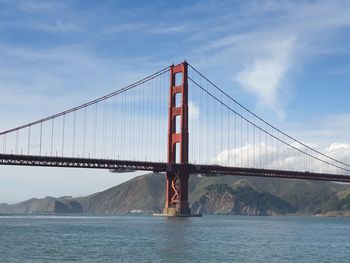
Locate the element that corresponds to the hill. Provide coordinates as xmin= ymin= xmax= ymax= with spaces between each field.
xmin=2 ymin=173 xmax=350 ymax=216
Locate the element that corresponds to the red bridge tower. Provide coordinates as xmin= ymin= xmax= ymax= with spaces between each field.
xmin=163 ymin=61 xmax=192 ymax=216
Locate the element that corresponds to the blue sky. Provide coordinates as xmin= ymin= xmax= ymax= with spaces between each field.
xmin=0 ymin=0 xmax=350 ymax=203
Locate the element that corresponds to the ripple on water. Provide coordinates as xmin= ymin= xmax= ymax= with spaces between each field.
xmin=0 ymin=215 xmax=350 ymax=263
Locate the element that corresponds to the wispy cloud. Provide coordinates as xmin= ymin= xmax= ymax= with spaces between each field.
xmin=283 ymin=113 xmax=350 ymax=146
xmin=0 ymin=43 xmax=153 ymax=130
xmin=236 ymin=37 xmax=296 ymax=120
xmin=102 ymin=22 xmax=188 ymax=35
xmin=0 ymin=0 xmax=79 ymax=33
xmin=24 ymin=19 xmax=80 ymax=33
xmin=190 ymin=0 xmax=350 ymax=119
xmin=0 ymin=19 xmax=81 ymax=33
xmin=102 ymin=22 xmax=147 ymax=34
xmin=19 ymin=0 xmax=66 ymax=13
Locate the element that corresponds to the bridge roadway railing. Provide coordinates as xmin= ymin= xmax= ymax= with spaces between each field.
xmin=0 ymin=153 xmax=349 ymax=183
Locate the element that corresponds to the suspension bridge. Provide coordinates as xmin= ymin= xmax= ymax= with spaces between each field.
xmin=0 ymin=61 xmax=349 ymax=216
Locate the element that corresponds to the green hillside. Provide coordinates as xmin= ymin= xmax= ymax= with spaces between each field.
xmin=2 ymin=173 xmax=350 ymax=216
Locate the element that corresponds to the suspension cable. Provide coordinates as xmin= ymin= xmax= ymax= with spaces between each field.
xmin=0 ymin=66 xmax=170 ymax=136
xmin=188 ymin=76 xmax=350 ymax=173
xmin=188 ymin=63 xmax=350 ymax=169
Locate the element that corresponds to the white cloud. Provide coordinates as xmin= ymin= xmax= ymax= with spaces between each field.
xmin=326 ymin=143 xmax=349 ymax=152
xmin=193 ymin=0 xmax=350 ymax=119
xmin=236 ymin=37 xmax=295 ymax=120
xmin=189 ymin=101 xmax=199 ymax=120
xmin=0 ymin=19 xmax=81 ymax=33
xmin=0 ymin=43 xmax=152 ymax=131
xmin=102 ymin=23 xmax=188 ymax=35
xmin=278 ymin=113 xmax=350 ymax=147
xmin=34 ymin=20 xmax=80 ymax=33
xmin=19 ymin=0 xmax=66 ymax=13
xmin=213 ymin=141 xmax=350 ymax=175
xmin=325 ymin=143 xmax=350 ymax=163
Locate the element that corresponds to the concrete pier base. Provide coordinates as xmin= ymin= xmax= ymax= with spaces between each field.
xmin=153 ymin=207 xmax=202 ymax=217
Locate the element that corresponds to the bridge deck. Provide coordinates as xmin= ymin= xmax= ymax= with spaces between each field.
xmin=0 ymin=154 xmax=349 ymax=183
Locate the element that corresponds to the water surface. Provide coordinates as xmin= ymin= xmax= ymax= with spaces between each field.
xmin=0 ymin=214 xmax=349 ymax=262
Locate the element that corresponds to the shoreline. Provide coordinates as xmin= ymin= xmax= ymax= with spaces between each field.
xmin=1 ymin=211 xmax=350 ymax=218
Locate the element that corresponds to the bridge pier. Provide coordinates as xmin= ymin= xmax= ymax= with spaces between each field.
xmin=163 ymin=168 xmax=191 ymax=216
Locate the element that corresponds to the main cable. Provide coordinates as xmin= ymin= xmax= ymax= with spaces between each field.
xmin=0 ymin=66 xmax=170 ymax=136
xmin=188 ymin=76 xmax=350 ymax=173
xmin=188 ymin=63 xmax=350 ymax=169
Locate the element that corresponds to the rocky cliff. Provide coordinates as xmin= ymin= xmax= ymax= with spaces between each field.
xmin=191 ymin=184 xmax=294 ymax=215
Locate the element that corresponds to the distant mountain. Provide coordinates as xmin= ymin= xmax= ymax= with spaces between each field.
xmin=2 ymin=173 xmax=350 ymax=216
xmin=76 ymin=173 xmax=166 ymax=214
xmin=0 ymin=196 xmax=83 ymax=213
xmin=188 ymin=175 xmax=350 ymax=214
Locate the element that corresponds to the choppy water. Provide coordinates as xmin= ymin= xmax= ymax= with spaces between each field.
xmin=0 ymin=214 xmax=350 ymax=262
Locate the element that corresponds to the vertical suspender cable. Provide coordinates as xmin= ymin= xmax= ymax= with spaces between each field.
xmin=16 ymin=130 xmax=19 ymax=155
xmin=83 ymin=107 xmax=87 ymax=158
xmin=148 ymin=81 xmax=154 ymax=161
xmin=227 ymin=100 xmax=230 ymax=166
xmin=122 ymin=92 xmax=125 ymax=159
xmin=51 ymin=118 xmax=54 ymax=156
xmin=115 ymin=94 xmax=118 ymax=159
xmin=284 ymin=135 xmax=286 ymax=170
xmin=156 ymin=77 xmax=161 ymax=161
xmin=199 ymin=76 xmax=202 ymax=164
xmin=265 ymin=123 xmax=268 ymax=167
xmin=145 ymin=82 xmax=149 ymax=161
xmin=102 ymin=100 xmax=106 ymax=158
xmin=240 ymin=108 xmax=243 ymax=167
xmin=259 ymin=122 xmax=261 ymax=168
xmin=39 ymin=122 xmax=42 ymax=156
xmin=110 ymin=98 xmax=113 ymax=159
xmin=140 ymin=82 xmax=144 ymax=160
xmin=253 ymin=120 xmax=255 ymax=168
xmin=149 ymin=77 xmax=154 ymax=161
xmin=62 ymin=114 xmax=65 ymax=157
xmin=27 ymin=125 xmax=31 ymax=155
xmin=206 ymin=79 xmax=209 ymax=164
xmin=190 ymin=71 xmax=194 ymax=162
xmin=158 ymin=77 xmax=166 ymax=162
xmin=157 ymin=76 xmax=163 ymax=162
xmin=105 ymin=99 xmax=108 ymax=158
xmin=112 ymin=95 xmax=116 ymax=159
xmin=131 ymin=86 xmax=134 ymax=160
xmin=164 ymin=73 xmax=167 ymax=161
xmin=155 ymin=77 xmax=163 ymax=162
xmin=247 ymin=118 xmax=249 ymax=167
xmin=234 ymin=107 xmax=237 ymax=167
xmin=277 ymin=134 xmax=280 ymax=170
xmin=221 ymin=92 xmax=223 ymax=164
xmin=93 ymin=103 xmax=97 ymax=158
xmin=147 ymin=78 xmax=152 ymax=161
xmin=271 ymin=129 xmax=273 ymax=169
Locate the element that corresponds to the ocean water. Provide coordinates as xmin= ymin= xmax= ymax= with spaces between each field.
xmin=0 ymin=214 xmax=349 ymax=263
